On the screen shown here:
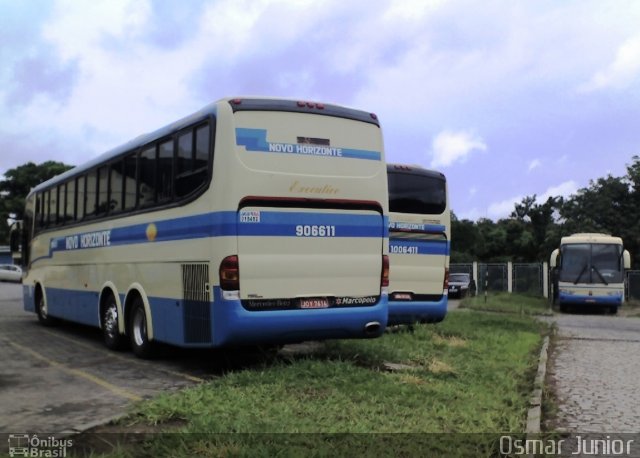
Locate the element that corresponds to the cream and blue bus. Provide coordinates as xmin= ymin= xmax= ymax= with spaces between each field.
xmin=550 ymin=233 xmax=630 ymax=314
xmin=386 ymin=164 xmax=449 ymax=325
xmin=14 ymin=97 xmax=389 ymax=357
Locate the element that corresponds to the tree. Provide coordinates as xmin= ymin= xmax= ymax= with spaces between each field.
xmin=0 ymin=161 xmax=73 ymax=243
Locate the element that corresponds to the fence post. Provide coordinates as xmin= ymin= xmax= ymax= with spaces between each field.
xmin=473 ymin=262 xmax=478 ymax=296
xmin=542 ymin=262 xmax=549 ymax=299
xmin=507 ymin=262 xmax=513 ymax=294
xmin=484 ymin=267 xmax=488 ymax=303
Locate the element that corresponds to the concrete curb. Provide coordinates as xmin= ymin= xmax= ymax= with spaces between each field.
xmin=526 ymin=335 xmax=549 ymax=435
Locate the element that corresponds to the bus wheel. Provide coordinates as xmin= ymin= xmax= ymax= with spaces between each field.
xmin=36 ymin=291 xmax=56 ymax=326
xmin=129 ymin=298 xmax=154 ymax=359
xmin=102 ymin=295 xmax=127 ymax=350
xmin=609 ymin=306 xmax=618 ymax=315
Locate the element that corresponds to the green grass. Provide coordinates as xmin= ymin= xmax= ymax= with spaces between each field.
xmin=460 ymin=292 xmax=552 ymax=316
xmin=76 ymin=311 xmax=548 ymax=457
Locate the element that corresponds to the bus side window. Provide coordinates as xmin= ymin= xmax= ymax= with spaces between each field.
xmin=176 ymin=130 xmax=194 ymax=198
xmin=49 ymin=187 xmax=59 ymax=226
xmin=77 ymin=175 xmax=86 ymax=220
xmin=195 ymin=124 xmax=210 ymax=172
xmin=123 ymin=152 xmax=137 ymax=211
xmin=42 ymin=190 xmax=51 ymax=227
xmin=35 ymin=193 xmax=42 ymax=233
xmin=157 ymin=139 xmax=174 ymax=202
xmin=96 ymin=166 xmax=110 ymax=215
xmin=85 ymin=170 xmax=98 ymax=218
xmin=139 ymin=146 xmax=157 ymax=206
xmin=66 ymin=179 xmax=76 ymax=222
xmin=110 ymin=161 xmax=124 ymax=212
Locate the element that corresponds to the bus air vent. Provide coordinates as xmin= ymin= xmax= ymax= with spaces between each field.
xmin=181 ymin=263 xmax=212 ymax=344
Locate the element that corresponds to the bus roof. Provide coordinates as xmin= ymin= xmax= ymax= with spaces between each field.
xmin=386 ymin=163 xmax=446 ymax=181
xmin=31 ymin=102 xmax=218 ymax=195
xmin=30 ymin=97 xmax=380 ymax=195
xmin=560 ymin=233 xmax=623 ymax=245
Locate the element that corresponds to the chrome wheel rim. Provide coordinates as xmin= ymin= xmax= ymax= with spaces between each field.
xmin=133 ymin=308 xmax=146 ymax=347
xmin=104 ymin=303 xmax=118 ymax=340
xmin=39 ymin=297 xmax=47 ymax=318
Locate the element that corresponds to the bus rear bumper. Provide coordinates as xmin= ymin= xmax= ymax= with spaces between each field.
xmin=387 ymin=296 xmax=447 ymax=325
xmin=211 ymin=288 xmax=388 ymax=347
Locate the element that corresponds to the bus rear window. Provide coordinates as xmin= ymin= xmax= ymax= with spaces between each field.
xmin=388 ymin=172 xmax=446 ymax=214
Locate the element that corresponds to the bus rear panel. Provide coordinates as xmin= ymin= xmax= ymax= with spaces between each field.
xmin=212 ymin=99 xmax=388 ymax=345
xmin=386 ymin=164 xmax=449 ymax=325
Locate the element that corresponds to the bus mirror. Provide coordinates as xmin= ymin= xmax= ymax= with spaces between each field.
xmin=623 ymin=250 xmax=631 ymax=269
xmin=9 ymin=221 xmax=22 ymax=253
xmin=550 ymin=248 xmax=559 ymax=268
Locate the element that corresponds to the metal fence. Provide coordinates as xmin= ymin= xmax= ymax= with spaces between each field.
xmin=513 ymin=263 xmax=544 ymax=296
xmin=450 ymin=262 xmax=547 ymax=297
xmin=626 ymin=270 xmax=640 ymax=301
xmin=477 ymin=263 xmax=508 ymax=294
xmin=450 ymin=263 xmax=473 ymax=276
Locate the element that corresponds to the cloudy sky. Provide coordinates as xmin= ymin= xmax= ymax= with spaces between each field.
xmin=1 ymin=0 xmax=639 ymax=220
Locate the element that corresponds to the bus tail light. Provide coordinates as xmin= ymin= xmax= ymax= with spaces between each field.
xmin=381 ymin=255 xmax=389 ymax=288
xmin=443 ymin=268 xmax=449 ymax=291
xmin=219 ymin=255 xmax=239 ymax=291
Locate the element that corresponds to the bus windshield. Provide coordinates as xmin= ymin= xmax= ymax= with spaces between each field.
xmin=388 ymin=171 xmax=446 ymax=214
xmin=559 ymin=243 xmax=623 ymax=284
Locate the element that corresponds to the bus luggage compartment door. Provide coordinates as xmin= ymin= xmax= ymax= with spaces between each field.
xmin=236 ymin=207 xmax=384 ymax=307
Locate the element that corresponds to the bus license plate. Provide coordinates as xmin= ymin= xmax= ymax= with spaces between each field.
xmin=300 ymin=298 xmax=330 ymax=309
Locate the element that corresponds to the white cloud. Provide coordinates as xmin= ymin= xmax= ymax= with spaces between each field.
xmin=429 ymin=130 xmax=487 ymax=168
xmin=539 ymin=180 xmax=579 ymax=201
xmin=486 ymin=180 xmax=579 ymax=220
xmin=578 ymin=35 xmax=640 ymax=92
xmin=527 ymin=159 xmax=541 ymax=172
xmin=487 ymin=197 xmax=521 ymax=221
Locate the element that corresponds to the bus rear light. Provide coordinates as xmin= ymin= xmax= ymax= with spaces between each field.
xmin=230 ymin=98 xmax=242 ymax=105
xmin=219 ymin=255 xmax=239 ymax=291
xmin=381 ymin=255 xmax=390 ymax=288
xmin=443 ymin=268 xmax=449 ymax=290
xmin=296 ymin=101 xmax=326 ymax=110
xmin=370 ymin=113 xmax=378 ymax=120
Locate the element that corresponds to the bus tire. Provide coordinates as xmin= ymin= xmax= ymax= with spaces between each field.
xmin=129 ymin=298 xmax=154 ymax=359
xmin=102 ymin=294 xmax=127 ymax=351
xmin=36 ymin=288 xmax=57 ymax=326
xmin=609 ymin=305 xmax=618 ymax=315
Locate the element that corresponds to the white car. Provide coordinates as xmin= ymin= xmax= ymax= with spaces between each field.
xmin=0 ymin=264 xmax=22 ymax=282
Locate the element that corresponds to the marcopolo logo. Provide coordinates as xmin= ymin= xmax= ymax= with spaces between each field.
xmin=8 ymin=434 xmax=73 ymax=457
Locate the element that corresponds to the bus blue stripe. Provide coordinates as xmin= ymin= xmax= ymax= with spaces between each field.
xmin=36 ymin=210 xmax=386 ymax=263
xmin=389 ymin=222 xmax=446 ymax=233
xmin=389 ymin=239 xmax=450 ymax=256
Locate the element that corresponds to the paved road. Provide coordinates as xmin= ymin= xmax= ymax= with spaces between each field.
xmin=546 ymin=310 xmax=640 ymax=435
xmin=0 ymin=283 xmax=260 ymax=437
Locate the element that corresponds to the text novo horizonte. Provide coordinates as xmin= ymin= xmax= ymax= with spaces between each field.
xmin=269 ymin=142 xmax=343 ymax=157
xmin=65 ymin=230 xmax=111 ymax=250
